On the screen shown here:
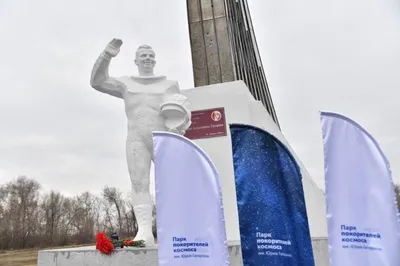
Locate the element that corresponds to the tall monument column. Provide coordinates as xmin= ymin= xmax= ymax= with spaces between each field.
xmin=186 ymin=0 xmax=280 ymax=126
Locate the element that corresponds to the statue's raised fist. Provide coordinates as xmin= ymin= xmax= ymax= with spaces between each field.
xmin=104 ymin=38 xmax=123 ymax=57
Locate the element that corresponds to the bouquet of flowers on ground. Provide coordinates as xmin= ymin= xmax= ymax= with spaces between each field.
xmin=96 ymin=232 xmax=146 ymax=255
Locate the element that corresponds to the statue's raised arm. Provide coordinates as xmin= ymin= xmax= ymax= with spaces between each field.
xmin=90 ymin=38 xmax=125 ymax=98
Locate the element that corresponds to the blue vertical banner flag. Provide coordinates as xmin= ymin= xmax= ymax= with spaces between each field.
xmin=320 ymin=111 xmax=400 ymax=266
xmin=152 ymin=132 xmax=230 ymax=266
xmin=229 ymin=124 xmax=315 ymax=266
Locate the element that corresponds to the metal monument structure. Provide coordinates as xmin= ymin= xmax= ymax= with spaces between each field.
xmin=186 ymin=0 xmax=279 ymax=127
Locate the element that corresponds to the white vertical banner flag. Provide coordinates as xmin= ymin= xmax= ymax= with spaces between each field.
xmin=152 ymin=131 xmax=230 ymax=266
xmin=320 ymin=111 xmax=400 ymax=266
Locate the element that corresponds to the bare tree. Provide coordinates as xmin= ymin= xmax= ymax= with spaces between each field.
xmin=4 ymin=176 xmax=40 ymax=248
xmin=394 ymin=184 xmax=400 ymax=212
xmin=0 ymin=184 xmax=11 ymax=249
xmin=0 ymin=177 xmax=141 ymax=250
xmin=70 ymin=192 xmax=99 ymax=244
xmin=100 ymin=187 xmax=141 ymax=239
xmin=102 ymin=186 xmax=124 ymax=235
xmin=57 ymin=197 xmax=74 ymax=246
xmin=125 ymin=201 xmax=138 ymax=238
xmin=40 ymin=191 xmax=64 ymax=245
xmin=152 ymin=204 xmax=157 ymax=241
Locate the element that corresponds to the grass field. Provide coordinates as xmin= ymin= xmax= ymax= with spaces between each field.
xmin=0 ymin=244 xmax=95 ymax=266
xmin=0 ymin=248 xmax=38 ymax=266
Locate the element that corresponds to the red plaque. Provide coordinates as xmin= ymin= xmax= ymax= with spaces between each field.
xmin=184 ymin=107 xmax=227 ymax=140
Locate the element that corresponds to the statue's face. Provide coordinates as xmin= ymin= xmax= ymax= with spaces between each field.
xmin=135 ymin=49 xmax=156 ymax=72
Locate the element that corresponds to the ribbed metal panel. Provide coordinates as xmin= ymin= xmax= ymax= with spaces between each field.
xmin=187 ymin=0 xmax=280 ymax=127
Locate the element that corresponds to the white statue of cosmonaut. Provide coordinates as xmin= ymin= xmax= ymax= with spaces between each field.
xmin=90 ymin=38 xmax=191 ymax=244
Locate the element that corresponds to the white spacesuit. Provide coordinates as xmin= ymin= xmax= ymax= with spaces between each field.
xmin=90 ymin=39 xmax=191 ymax=244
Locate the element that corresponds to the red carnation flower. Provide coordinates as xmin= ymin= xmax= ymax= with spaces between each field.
xmin=124 ymin=240 xmax=134 ymax=246
xmin=96 ymin=232 xmax=114 ymax=255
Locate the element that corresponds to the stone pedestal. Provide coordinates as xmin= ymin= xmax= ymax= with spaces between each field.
xmin=37 ymin=238 xmax=329 ymax=266
xmin=37 ymin=241 xmax=242 ymax=266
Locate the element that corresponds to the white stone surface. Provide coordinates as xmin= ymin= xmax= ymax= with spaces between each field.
xmin=180 ymin=81 xmax=328 ymax=240
xmin=38 ymin=245 xmax=159 ymax=266
xmin=37 ymin=239 xmax=329 ymax=266
xmin=89 ymin=39 xmax=191 ymax=244
xmin=312 ymin=238 xmax=330 ymax=266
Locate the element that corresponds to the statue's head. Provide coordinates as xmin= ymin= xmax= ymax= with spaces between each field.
xmin=135 ymin=44 xmax=156 ymax=74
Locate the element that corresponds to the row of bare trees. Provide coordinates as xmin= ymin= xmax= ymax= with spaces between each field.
xmin=1 ymin=176 xmax=399 ymax=251
xmin=0 ymin=176 xmax=156 ymax=250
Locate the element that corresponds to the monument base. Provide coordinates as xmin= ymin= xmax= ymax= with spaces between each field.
xmin=37 ymin=238 xmax=329 ymax=266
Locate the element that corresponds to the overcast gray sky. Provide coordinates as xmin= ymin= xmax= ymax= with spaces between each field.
xmin=0 ymin=0 xmax=399 ymax=196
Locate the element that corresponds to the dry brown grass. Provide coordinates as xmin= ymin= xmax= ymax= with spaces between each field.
xmin=0 ymin=244 xmax=95 ymax=266
xmin=0 ymin=249 xmax=38 ymax=266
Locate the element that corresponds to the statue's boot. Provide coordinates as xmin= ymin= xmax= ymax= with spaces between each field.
xmin=134 ymin=204 xmax=155 ymax=245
